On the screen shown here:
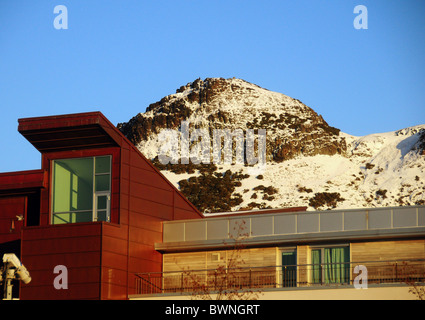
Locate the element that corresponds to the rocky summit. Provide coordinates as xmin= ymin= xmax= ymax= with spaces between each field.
xmin=118 ymin=77 xmax=425 ymax=215
xmin=118 ymin=77 xmax=346 ymax=162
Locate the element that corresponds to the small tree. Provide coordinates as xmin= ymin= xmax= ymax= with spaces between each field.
xmin=180 ymin=220 xmax=263 ymax=300
xmin=391 ymin=261 xmax=425 ymax=300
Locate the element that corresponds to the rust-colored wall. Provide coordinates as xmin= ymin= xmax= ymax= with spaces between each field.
xmin=117 ymin=139 xmax=203 ymax=298
xmin=0 ymin=169 xmax=46 ymax=254
xmin=20 ymin=223 xmax=103 ymax=300
xmin=0 ymin=196 xmax=27 ymax=257
xmin=100 ymin=223 xmax=129 ymax=299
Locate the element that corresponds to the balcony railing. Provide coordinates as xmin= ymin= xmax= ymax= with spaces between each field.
xmin=134 ymin=259 xmax=425 ymax=295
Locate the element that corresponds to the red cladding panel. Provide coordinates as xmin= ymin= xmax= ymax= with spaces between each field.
xmin=20 ymin=223 xmax=103 ymax=300
xmin=0 ymin=196 xmax=27 ymax=245
xmin=13 ymin=112 xmax=204 ymax=300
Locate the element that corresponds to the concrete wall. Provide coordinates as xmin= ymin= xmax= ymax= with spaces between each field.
xmin=131 ymin=285 xmax=421 ymax=300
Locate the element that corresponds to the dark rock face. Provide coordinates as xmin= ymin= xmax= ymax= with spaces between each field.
xmin=117 ymin=77 xmax=347 ymax=162
xmin=117 ymin=101 xmax=192 ymax=146
xmin=416 ymin=131 xmax=425 ymax=155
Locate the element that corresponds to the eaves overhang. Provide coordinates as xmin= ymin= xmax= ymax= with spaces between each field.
xmin=155 ymin=226 xmax=425 ymax=253
xmin=18 ymin=111 xmax=122 ymax=153
xmin=0 ymin=169 xmax=48 ymax=195
xmin=155 ymin=205 xmax=425 ymax=253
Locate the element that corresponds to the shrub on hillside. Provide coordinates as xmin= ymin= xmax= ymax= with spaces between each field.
xmin=309 ymin=192 xmax=345 ymax=209
xmin=178 ymin=170 xmax=247 ymax=213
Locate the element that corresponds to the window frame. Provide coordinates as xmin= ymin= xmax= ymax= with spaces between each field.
xmin=280 ymin=248 xmax=297 ymax=288
xmin=310 ymin=244 xmax=350 ymax=285
xmin=51 ymin=155 xmax=112 ymax=224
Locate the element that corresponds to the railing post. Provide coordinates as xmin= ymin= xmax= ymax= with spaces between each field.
xmin=149 ymin=273 xmax=152 ymax=294
xmin=249 ymin=269 xmax=252 ymax=288
xmin=395 ymin=262 xmax=398 ymax=282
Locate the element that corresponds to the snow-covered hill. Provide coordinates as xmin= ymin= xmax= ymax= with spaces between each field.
xmin=118 ymin=77 xmax=425 ymax=214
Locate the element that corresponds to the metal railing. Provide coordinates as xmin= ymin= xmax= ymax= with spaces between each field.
xmin=134 ymin=259 xmax=425 ymax=295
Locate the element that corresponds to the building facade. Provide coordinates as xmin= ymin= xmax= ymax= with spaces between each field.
xmin=133 ymin=206 xmax=425 ymax=300
xmin=0 ymin=112 xmax=203 ymax=300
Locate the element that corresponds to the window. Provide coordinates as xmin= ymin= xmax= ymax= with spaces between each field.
xmin=311 ymin=246 xmax=350 ymax=284
xmin=281 ymin=251 xmax=297 ymax=287
xmin=52 ymin=156 xmax=111 ymax=224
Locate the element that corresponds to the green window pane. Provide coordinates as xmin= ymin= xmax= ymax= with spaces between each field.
xmin=97 ymin=195 xmax=108 ymax=210
xmin=95 ymin=156 xmax=111 ymax=174
xmin=52 ymin=211 xmax=92 ymax=224
xmin=52 ymin=213 xmax=71 ymax=224
xmin=52 ymin=155 xmax=112 ymax=225
xmin=74 ymin=211 xmax=93 ymax=223
xmin=53 ymin=164 xmax=71 ymax=213
xmin=95 ymin=174 xmax=110 ymax=192
xmin=97 ymin=210 xmax=108 ymax=222
xmin=53 ymin=158 xmax=93 ymax=213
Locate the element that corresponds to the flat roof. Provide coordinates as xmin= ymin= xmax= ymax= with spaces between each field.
xmin=0 ymin=169 xmax=47 ymax=195
xmin=156 ymin=205 xmax=425 ymax=252
xmin=18 ymin=111 xmax=122 ymax=152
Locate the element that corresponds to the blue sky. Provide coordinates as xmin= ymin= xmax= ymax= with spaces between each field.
xmin=1 ymin=0 xmax=424 ymax=172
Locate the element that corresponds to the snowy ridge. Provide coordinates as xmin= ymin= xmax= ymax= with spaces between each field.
xmin=260 ymin=125 xmax=425 ymax=211
xmin=118 ymin=78 xmax=425 ymax=214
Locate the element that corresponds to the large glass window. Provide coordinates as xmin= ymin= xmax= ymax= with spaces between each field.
xmin=52 ymin=156 xmax=111 ymax=224
xmin=311 ymin=246 xmax=350 ymax=284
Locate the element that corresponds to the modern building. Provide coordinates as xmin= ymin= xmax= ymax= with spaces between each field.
xmin=0 ymin=112 xmax=424 ymax=300
xmin=0 ymin=112 xmax=203 ymax=300
xmin=133 ymin=205 xmax=425 ymax=300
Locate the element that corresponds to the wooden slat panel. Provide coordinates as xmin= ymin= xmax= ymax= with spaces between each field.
xmin=164 ymin=252 xmax=207 ymax=273
xmin=297 ymin=245 xmax=309 ymax=284
xmin=164 ymin=247 xmax=278 ymax=273
xmin=351 ymin=240 xmax=425 ymax=262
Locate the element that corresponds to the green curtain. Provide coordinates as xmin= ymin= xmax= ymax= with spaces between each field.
xmin=323 ymin=247 xmax=349 ymax=284
xmin=311 ymin=249 xmax=322 ymax=284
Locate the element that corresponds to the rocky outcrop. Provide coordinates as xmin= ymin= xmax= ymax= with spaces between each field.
xmin=118 ymin=77 xmax=347 ymax=162
xmin=116 ymin=77 xmax=425 ymax=214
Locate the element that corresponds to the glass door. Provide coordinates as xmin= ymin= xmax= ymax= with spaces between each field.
xmin=95 ymin=193 xmax=110 ymax=222
xmin=282 ymin=251 xmax=297 ymax=287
